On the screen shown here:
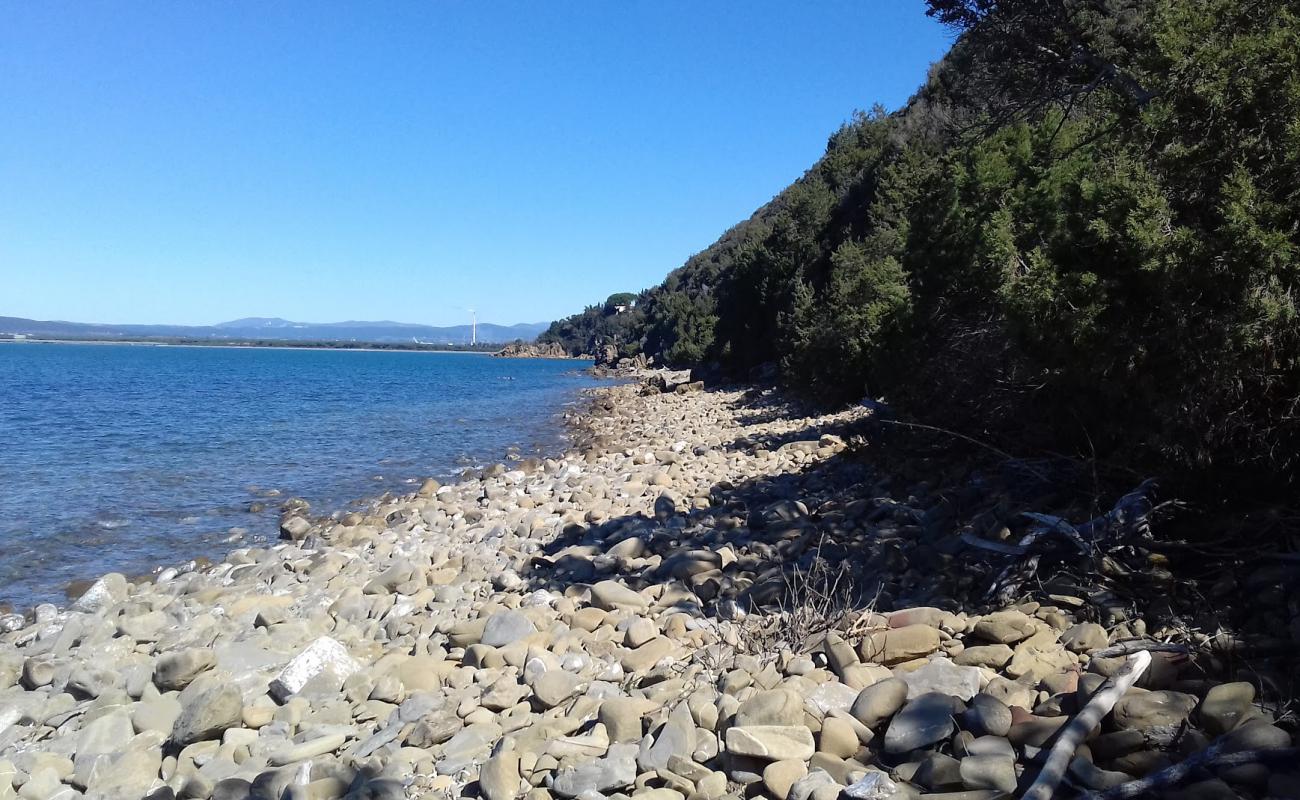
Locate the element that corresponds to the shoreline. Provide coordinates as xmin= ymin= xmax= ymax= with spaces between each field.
xmin=0 ymin=338 xmax=586 ymax=357
xmin=0 ymin=377 xmax=600 ymax=616
xmin=0 ymin=375 xmax=1295 ymax=799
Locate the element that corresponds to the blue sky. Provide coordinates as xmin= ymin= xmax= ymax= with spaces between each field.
xmin=1 ymin=2 xmax=951 ymax=327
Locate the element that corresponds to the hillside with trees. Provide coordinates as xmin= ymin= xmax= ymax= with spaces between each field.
xmin=545 ymin=0 xmax=1300 ymax=500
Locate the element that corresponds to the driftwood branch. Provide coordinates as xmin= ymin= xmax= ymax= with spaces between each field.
xmin=1090 ymin=640 xmax=1192 ymax=659
xmin=1023 ymin=651 xmax=1152 ymax=800
xmin=971 ymin=480 xmax=1159 ymax=602
xmin=1080 ymin=742 xmax=1300 ymax=799
xmin=958 ymin=530 xmax=1029 ymax=556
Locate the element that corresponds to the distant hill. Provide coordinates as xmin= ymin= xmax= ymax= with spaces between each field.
xmin=0 ymin=316 xmax=548 ymax=345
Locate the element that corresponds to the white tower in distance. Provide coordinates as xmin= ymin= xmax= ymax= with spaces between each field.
xmin=468 ymin=308 xmax=477 ymax=345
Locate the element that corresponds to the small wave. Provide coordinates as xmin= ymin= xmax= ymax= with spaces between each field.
xmin=96 ymin=519 xmax=131 ymax=530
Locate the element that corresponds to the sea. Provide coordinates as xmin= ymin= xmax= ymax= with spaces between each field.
xmin=0 ymin=342 xmax=598 ymax=610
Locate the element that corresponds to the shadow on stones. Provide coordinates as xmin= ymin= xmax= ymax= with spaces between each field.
xmin=524 ymin=385 xmax=1300 ymax=702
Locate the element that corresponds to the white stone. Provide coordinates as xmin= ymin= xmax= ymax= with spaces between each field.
xmin=268 ymin=637 xmax=362 ymax=702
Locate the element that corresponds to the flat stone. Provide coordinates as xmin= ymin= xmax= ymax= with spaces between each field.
xmin=83 ymin=748 xmax=162 ymax=800
xmin=789 ymin=769 xmax=838 ymax=800
xmin=883 ymin=693 xmax=960 ymax=754
xmin=590 ymin=581 xmax=649 ymax=611
xmin=913 ymin=751 xmax=963 ymax=791
xmin=762 ymin=759 xmax=807 ymax=800
xmin=953 ymin=644 xmax=1014 ymax=670
xmin=72 ymin=574 xmax=129 ymax=614
xmin=960 ymin=754 xmax=1018 ymax=793
xmin=600 ymin=696 xmax=655 ymax=742
xmin=171 ymin=675 xmax=243 ymax=745
xmin=1198 ymin=682 xmax=1256 ymax=735
xmin=1222 ymin=720 xmax=1291 ymax=753
xmin=817 ymin=715 xmax=860 ymax=759
xmin=973 ymin=611 xmax=1038 ymax=644
xmin=620 ymin=637 xmax=678 ymax=673
xmin=842 ymin=772 xmax=904 ymax=800
xmin=532 ymin=670 xmax=582 ymax=709
xmin=737 ymin=689 xmax=806 ymax=727
xmin=1005 ymin=643 xmax=1073 ymax=683
xmin=132 ymin=696 xmax=182 ymax=735
xmin=961 ymin=735 xmax=1015 ymax=758
xmin=481 ymin=610 xmax=536 ymax=648
xmin=551 ymin=743 xmax=638 ymax=797
xmin=268 ymin=637 xmax=362 ymax=702
xmin=961 ymin=694 xmax=1012 ymax=738
xmin=900 ymin=658 xmax=981 ymax=701
xmin=437 ymin=724 xmax=500 ymax=775
xmin=396 ymin=655 xmax=447 ymax=693
xmin=725 ymin=726 xmax=816 ymax=762
xmin=823 ymin=634 xmax=860 ymax=679
xmin=76 ymin=710 xmax=134 ymax=759
xmin=638 ymin=702 xmax=695 ymax=772
xmin=1007 ymin=713 xmax=1068 ymax=748
xmin=480 ymin=752 xmax=521 ymax=800
xmin=1113 ymin=690 xmax=1197 ymax=731
xmin=1060 ymin=623 xmax=1108 ymax=653
xmin=850 ymin=678 xmax=908 ymax=730
xmin=153 ymin=648 xmax=216 ymax=691
xmin=267 ymin=732 xmax=346 ymax=765
xmin=859 ymin=625 xmax=940 ymax=665
xmin=806 ymin=681 xmax=859 ymax=716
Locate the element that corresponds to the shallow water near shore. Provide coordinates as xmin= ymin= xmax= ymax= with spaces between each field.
xmin=0 ymin=342 xmax=596 ymax=609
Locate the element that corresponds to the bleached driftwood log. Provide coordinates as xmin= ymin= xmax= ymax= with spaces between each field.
xmin=1081 ymin=741 xmax=1300 ymax=799
xmin=1022 ymin=650 xmax=1152 ymax=800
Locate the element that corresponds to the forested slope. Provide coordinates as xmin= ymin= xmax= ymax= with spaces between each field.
xmin=542 ymin=0 xmax=1300 ymax=496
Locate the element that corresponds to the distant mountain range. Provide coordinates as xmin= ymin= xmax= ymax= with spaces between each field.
xmin=0 ymin=315 xmax=548 ymax=345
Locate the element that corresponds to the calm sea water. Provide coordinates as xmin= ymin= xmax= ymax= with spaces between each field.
xmin=0 ymin=343 xmax=597 ymax=609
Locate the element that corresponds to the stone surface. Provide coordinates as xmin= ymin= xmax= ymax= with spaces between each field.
xmin=480 ymin=752 xmax=522 ymax=800
xmin=737 ymin=689 xmax=807 ymax=727
xmin=171 ymin=675 xmax=243 ymax=745
xmin=550 ymin=743 xmax=638 ymax=797
xmin=899 ymin=657 xmax=981 ymax=701
xmin=268 ymin=637 xmax=362 ymax=702
xmin=842 ymin=772 xmax=903 ymax=800
xmin=763 ymin=759 xmax=808 ymax=800
xmin=153 ymin=648 xmax=216 ymax=691
xmin=973 ymin=611 xmax=1037 ymax=644
xmin=858 ymin=625 xmax=941 ymax=665
xmin=1113 ymin=690 xmax=1198 ymax=731
xmin=590 ymin=581 xmax=649 ymax=611
xmin=1060 ymin=622 xmax=1108 ymax=653
xmin=481 ymin=610 xmax=536 ymax=648
xmin=725 ymin=726 xmax=816 ymax=761
xmin=851 ymin=678 xmax=909 ymax=730
xmin=961 ymin=693 xmax=1012 ymax=738
xmin=884 ymin=693 xmax=959 ymax=754
xmin=960 ymin=754 xmax=1018 ymax=793
xmin=1198 ymin=682 xmax=1256 ymax=735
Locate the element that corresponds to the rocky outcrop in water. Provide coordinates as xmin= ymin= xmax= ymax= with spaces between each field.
xmin=493 ymin=342 xmax=575 ymax=359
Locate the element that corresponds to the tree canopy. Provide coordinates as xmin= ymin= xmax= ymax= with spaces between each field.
xmin=543 ymin=0 xmax=1300 ymax=498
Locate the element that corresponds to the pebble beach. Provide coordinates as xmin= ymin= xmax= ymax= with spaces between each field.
xmin=0 ymin=376 xmax=1295 ymax=800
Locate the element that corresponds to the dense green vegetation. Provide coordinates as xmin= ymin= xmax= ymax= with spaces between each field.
xmin=546 ymin=0 xmax=1300 ymax=494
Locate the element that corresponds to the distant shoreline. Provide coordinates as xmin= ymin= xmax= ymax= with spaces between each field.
xmin=0 ymin=336 xmax=532 ymax=354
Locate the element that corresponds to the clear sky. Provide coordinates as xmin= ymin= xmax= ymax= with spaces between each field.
xmin=1 ymin=2 xmax=952 ymax=327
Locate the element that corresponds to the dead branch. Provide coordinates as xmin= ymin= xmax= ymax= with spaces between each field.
xmin=1090 ymin=641 xmax=1192 ymax=659
xmin=1080 ymin=741 xmax=1300 ymax=799
xmin=1024 ymin=650 xmax=1152 ymax=800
